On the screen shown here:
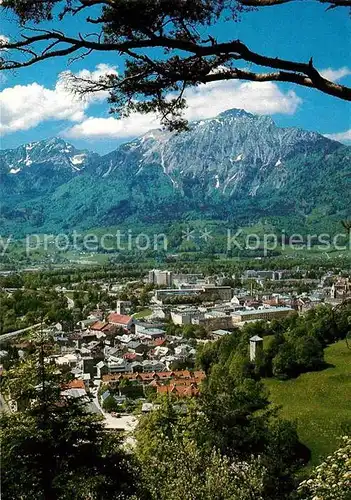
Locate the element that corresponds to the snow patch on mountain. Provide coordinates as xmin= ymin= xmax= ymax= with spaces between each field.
xmin=70 ymin=154 xmax=86 ymax=166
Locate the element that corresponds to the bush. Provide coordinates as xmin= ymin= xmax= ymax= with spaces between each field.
xmin=297 ymin=436 xmax=351 ymax=500
xmin=102 ymin=395 xmax=120 ymax=413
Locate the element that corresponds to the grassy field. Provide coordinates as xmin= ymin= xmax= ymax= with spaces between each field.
xmin=133 ymin=308 xmax=152 ymax=319
xmin=265 ymin=340 xmax=351 ymax=466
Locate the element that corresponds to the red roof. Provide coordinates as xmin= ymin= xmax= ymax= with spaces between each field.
xmin=157 ymin=382 xmax=200 ymax=397
xmin=102 ymin=370 xmax=206 ymax=385
xmin=123 ymin=352 xmax=137 ymax=360
xmin=90 ymin=321 xmax=108 ymax=331
xmin=102 ymin=323 xmax=117 ymax=333
xmin=107 ymin=313 xmax=132 ymax=325
xmin=63 ymin=379 xmax=85 ymax=390
xmin=153 ymin=338 xmax=166 ymax=346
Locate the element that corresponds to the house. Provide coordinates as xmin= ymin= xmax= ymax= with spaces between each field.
xmin=88 ymin=309 xmax=105 ymax=320
xmin=77 ymin=330 xmax=99 ymax=345
xmin=130 ymin=361 xmax=144 ymax=373
xmin=55 ymin=353 xmax=78 ymax=367
xmin=231 ymin=306 xmax=294 ymax=323
xmin=242 ymin=270 xmax=285 ymax=281
xmin=101 ymin=323 xmax=118 ymax=338
xmin=149 ymin=307 xmax=168 ymax=320
xmin=90 ymin=321 xmax=109 ymax=332
xmin=96 ymin=360 xmax=108 ymax=378
xmin=116 ymin=300 xmax=132 ymax=315
xmin=80 ymin=373 xmax=91 ymax=389
xmin=77 ymin=318 xmax=98 ymax=329
xmin=61 ymin=382 xmax=102 ymax=411
xmin=142 ymin=360 xmax=166 ymax=372
xmin=171 ymin=308 xmax=203 ymax=325
xmin=174 ymin=344 xmax=192 ymax=358
xmin=86 ymin=340 xmax=104 ymax=353
xmin=126 ymin=341 xmax=148 ymax=354
xmin=153 ymin=338 xmax=167 ymax=347
xmin=61 ymin=387 xmax=87 ymax=398
xmin=100 ymin=390 xmax=126 ymax=405
xmin=193 ymin=311 xmax=232 ymax=330
xmin=116 ymin=334 xmax=134 ymax=344
xmin=201 ymin=285 xmax=232 ymax=301
xmin=107 ymin=358 xmax=130 ymax=373
xmin=212 ymin=329 xmax=232 ymax=339
xmin=101 ymin=390 xmax=111 ymax=403
xmin=102 ymin=369 xmax=206 ymax=388
xmin=135 ymin=324 xmax=166 ymax=339
xmin=151 ymin=346 xmax=170 ymax=359
xmin=157 ymin=382 xmax=200 ymax=397
xmin=330 ymin=278 xmax=351 ymax=299
xmin=62 ymin=379 xmax=86 ymax=390
xmin=107 ymin=313 xmax=135 ymax=332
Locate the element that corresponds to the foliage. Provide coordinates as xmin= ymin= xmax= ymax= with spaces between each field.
xmin=0 ymin=288 xmax=70 ymax=334
xmin=102 ymin=394 xmax=120 ymax=413
xmin=1 ymin=0 xmax=350 ymax=134
xmin=296 ymin=436 xmax=351 ymax=500
xmin=138 ymin=432 xmax=267 ymax=500
xmin=1 ymin=346 xmax=139 ymax=500
xmin=134 ymin=371 xmax=308 ymax=499
xmin=196 ymin=304 xmax=351 ymax=380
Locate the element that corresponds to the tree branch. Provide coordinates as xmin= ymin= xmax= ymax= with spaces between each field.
xmin=2 ymin=30 xmax=349 ymax=100
xmin=238 ymin=0 xmax=351 ymax=8
xmin=0 ymin=0 xmax=350 ymax=132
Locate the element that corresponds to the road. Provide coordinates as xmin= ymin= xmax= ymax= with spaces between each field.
xmin=0 ymin=323 xmax=41 ymax=343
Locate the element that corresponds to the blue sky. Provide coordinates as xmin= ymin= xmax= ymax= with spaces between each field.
xmin=1 ymin=2 xmax=350 ymax=154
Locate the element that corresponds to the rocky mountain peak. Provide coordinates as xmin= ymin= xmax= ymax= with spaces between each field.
xmin=0 ymin=137 xmax=98 ymax=175
xmin=0 ymin=109 xmax=348 ymax=235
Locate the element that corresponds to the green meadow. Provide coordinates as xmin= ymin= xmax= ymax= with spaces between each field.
xmin=133 ymin=308 xmax=153 ymax=319
xmin=265 ymin=340 xmax=351 ymax=466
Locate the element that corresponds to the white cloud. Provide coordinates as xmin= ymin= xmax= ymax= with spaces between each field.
xmin=64 ymin=113 xmax=160 ymax=139
xmin=183 ymin=79 xmax=301 ymax=120
xmin=320 ymin=67 xmax=351 ymax=82
xmin=62 ymin=63 xmax=118 ymax=101
xmin=0 ymin=64 xmax=117 ymax=134
xmin=324 ymin=129 xmax=351 ymax=144
xmin=65 ymin=79 xmax=302 ymax=139
xmin=0 ymin=34 xmax=9 ymax=48
xmin=1 ymin=61 xmax=301 ymax=139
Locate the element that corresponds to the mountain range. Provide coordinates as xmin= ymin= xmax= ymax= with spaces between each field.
xmin=1 ymin=108 xmax=350 ymax=236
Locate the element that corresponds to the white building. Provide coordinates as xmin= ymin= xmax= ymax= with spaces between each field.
xmin=171 ymin=309 xmax=204 ymax=325
xmin=232 ymin=306 xmax=294 ymax=323
xmin=148 ymin=269 xmax=173 ymax=286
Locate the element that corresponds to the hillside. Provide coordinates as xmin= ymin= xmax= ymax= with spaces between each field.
xmin=1 ymin=109 xmax=350 ymax=235
xmin=265 ymin=340 xmax=351 ymax=466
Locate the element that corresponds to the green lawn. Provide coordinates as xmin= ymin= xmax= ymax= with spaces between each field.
xmin=133 ymin=308 xmax=152 ymax=319
xmin=265 ymin=340 xmax=351 ymax=466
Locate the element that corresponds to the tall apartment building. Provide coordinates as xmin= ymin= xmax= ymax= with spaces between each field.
xmin=148 ymin=269 xmax=173 ymax=286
